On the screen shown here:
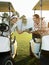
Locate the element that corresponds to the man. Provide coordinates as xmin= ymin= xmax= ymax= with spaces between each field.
xmin=30 ymin=14 xmax=47 ymax=58
xmin=10 ymin=15 xmax=18 ymax=58
xmin=11 ymin=14 xmax=32 ymax=58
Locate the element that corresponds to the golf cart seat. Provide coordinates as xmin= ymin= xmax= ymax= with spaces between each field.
xmin=41 ymin=35 xmax=49 ymax=51
xmin=0 ymin=36 xmax=10 ymax=52
xmin=30 ymin=39 xmax=40 ymax=58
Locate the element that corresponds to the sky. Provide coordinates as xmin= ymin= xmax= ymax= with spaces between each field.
xmin=11 ymin=0 xmax=39 ymax=18
xmin=0 ymin=0 xmax=39 ymax=18
xmin=0 ymin=0 xmax=49 ymax=23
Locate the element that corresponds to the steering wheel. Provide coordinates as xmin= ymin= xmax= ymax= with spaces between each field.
xmin=0 ymin=23 xmax=9 ymax=32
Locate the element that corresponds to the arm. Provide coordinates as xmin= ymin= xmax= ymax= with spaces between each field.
xmin=11 ymin=22 xmax=17 ymax=32
xmin=16 ymin=28 xmax=30 ymax=34
xmin=41 ymin=20 xmax=47 ymax=30
xmin=31 ymin=20 xmax=48 ymax=35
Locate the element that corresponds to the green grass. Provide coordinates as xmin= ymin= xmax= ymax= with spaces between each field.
xmin=14 ymin=32 xmax=39 ymax=65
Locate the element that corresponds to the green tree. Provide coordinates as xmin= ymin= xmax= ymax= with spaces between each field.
xmin=12 ymin=11 xmax=19 ymax=17
xmin=20 ymin=15 xmax=27 ymax=25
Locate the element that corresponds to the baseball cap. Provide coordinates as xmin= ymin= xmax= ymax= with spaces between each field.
xmin=11 ymin=15 xmax=18 ymax=20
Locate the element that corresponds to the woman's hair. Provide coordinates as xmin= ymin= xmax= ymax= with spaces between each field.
xmin=33 ymin=14 xmax=40 ymax=18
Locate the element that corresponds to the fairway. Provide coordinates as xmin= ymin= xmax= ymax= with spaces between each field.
xmin=15 ymin=32 xmax=32 ymax=61
xmin=14 ymin=32 xmax=39 ymax=65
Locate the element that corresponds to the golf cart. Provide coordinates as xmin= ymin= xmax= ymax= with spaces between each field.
xmin=0 ymin=2 xmax=17 ymax=65
xmin=30 ymin=0 xmax=49 ymax=59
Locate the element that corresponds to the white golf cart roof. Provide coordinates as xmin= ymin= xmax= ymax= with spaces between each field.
xmin=0 ymin=1 xmax=15 ymax=12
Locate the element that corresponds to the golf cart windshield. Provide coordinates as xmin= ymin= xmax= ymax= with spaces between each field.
xmin=0 ymin=23 xmax=9 ymax=32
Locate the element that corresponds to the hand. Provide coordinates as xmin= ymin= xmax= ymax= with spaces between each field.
xmin=11 ymin=32 xmax=13 ymax=36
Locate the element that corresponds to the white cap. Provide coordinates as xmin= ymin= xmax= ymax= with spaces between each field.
xmin=11 ymin=15 xmax=18 ymax=20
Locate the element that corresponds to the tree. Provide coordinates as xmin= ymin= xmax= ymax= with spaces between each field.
xmin=20 ymin=15 xmax=27 ymax=25
xmin=12 ymin=11 xmax=19 ymax=17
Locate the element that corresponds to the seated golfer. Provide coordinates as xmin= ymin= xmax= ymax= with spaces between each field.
xmin=11 ymin=14 xmax=32 ymax=58
xmin=29 ymin=14 xmax=47 ymax=59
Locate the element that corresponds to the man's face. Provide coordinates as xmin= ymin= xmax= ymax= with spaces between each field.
xmin=33 ymin=16 xmax=37 ymax=22
xmin=11 ymin=18 xmax=18 ymax=24
xmin=33 ymin=16 xmax=39 ymax=23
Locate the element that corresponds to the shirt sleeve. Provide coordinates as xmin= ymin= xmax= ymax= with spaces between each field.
xmin=30 ymin=20 xmax=34 ymax=32
xmin=41 ymin=20 xmax=47 ymax=30
xmin=16 ymin=20 xmax=22 ymax=31
xmin=26 ymin=19 xmax=34 ymax=32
